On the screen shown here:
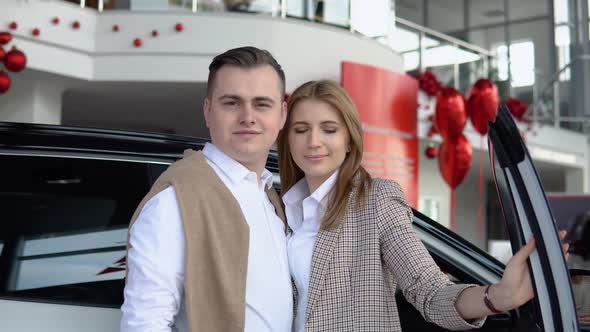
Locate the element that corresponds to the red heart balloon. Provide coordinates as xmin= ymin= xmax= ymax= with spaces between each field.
xmin=435 ymin=87 xmax=467 ymax=142
xmin=0 ymin=70 xmax=11 ymax=94
xmin=506 ymin=97 xmax=528 ymax=121
xmin=4 ymin=47 xmax=27 ymax=72
xmin=0 ymin=32 xmax=12 ymax=45
xmin=467 ymin=79 xmax=499 ymax=135
xmin=438 ymin=135 xmax=472 ymax=189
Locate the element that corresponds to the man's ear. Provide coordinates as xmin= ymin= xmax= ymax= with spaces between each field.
xmin=203 ymin=97 xmax=211 ymax=128
xmin=280 ymin=100 xmax=288 ymax=129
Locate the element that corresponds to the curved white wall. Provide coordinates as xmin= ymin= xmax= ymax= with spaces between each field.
xmin=2 ymin=0 xmax=403 ymax=92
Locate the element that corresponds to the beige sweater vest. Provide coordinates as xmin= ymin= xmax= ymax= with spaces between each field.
xmin=126 ymin=149 xmax=286 ymax=332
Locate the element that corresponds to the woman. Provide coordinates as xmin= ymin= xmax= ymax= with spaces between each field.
xmin=277 ymin=80 xmax=568 ymax=331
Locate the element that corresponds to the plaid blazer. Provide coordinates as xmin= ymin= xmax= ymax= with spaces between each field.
xmin=301 ymin=178 xmax=485 ymax=331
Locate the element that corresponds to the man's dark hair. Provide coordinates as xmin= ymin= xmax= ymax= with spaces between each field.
xmin=207 ymin=46 xmax=286 ymax=98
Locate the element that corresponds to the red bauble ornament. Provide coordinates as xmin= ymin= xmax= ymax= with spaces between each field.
xmin=72 ymin=21 xmax=81 ymax=29
xmin=52 ymin=17 xmax=60 ymax=25
xmin=9 ymin=22 xmax=18 ymax=30
xmin=417 ymin=70 xmax=442 ymax=96
xmin=151 ymin=30 xmax=159 ymax=37
xmin=133 ymin=38 xmax=142 ymax=47
xmin=0 ymin=70 xmax=11 ymax=94
xmin=112 ymin=24 xmax=120 ymax=32
xmin=505 ymin=97 xmax=528 ymax=121
xmin=438 ymin=135 xmax=472 ymax=189
xmin=175 ymin=23 xmax=184 ymax=32
xmin=0 ymin=32 xmax=13 ymax=45
xmin=425 ymin=145 xmax=438 ymax=159
xmin=31 ymin=28 xmax=40 ymax=36
xmin=467 ymin=79 xmax=499 ymax=135
xmin=0 ymin=47 xmax=5 ymax=62
xmin=435 ymin=87 xmax=467 ymax=142
xmin=4 ymin=47 xmax=27 ymax=72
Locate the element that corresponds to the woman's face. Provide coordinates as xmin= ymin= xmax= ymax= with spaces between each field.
xmin=288 ymin=99 xmax=350 ymax=190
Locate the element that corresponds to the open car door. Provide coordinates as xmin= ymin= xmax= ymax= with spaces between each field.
xmin=488 ymin=105 xmax=579 ymax=332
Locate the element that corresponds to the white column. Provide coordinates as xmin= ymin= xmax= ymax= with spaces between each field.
xmin=0 ymin=73 xmax=71 ymax=125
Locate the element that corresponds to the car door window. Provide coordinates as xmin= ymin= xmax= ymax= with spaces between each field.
xmin=0 ymin=155 xmax=153 ymax=307
xmin=488 ymin=106 xmax=579 ymax=331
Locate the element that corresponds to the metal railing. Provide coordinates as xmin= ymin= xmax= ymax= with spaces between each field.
xmin=530 ymin=55 xmax=590 ymax=132
xmin=65 ymin=0 xmax=495 ymax=95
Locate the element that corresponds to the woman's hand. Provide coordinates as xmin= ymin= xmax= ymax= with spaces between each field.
xmin=491 ymin=230 xmax=569 ymax=311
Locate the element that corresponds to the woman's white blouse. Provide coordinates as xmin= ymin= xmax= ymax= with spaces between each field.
xmin=282 ymin=171 xmax=338 ymax=332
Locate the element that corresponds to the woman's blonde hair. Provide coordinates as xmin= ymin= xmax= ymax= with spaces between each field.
xmin=277 ymin=80 xmax=371 ymax=230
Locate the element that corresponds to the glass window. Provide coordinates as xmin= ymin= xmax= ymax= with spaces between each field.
xmin=495 ymin=41 xmax=535 ymax=87
xmin=510 ymin=41 xmax=535 ymax=87
xmin=0 ymin=155 xmax=154 ymax=307
xmin=311 ymin=0 xmax=350 ymax=27
xmin=555 ymin=25 xmax=571 ymax=81
xmin=350 ymin=0 xmax=390 ymax=36
xmin=554 ymin=0 xmax=569 ymax=24
xmin=496 ymin=44 xmax=509 ymax=81
xmin=418 ymin=197 xmax=439 ymax=221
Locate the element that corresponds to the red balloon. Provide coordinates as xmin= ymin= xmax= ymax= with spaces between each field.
xmin=4 ymin=47 xmax=27 ymax=72
xmin=0 ymin=47 xmax=5 ymax=62
xmin=31 ymin=28 xmax=40 ymax=36
xmin=9 ymin=22 xmax=18 ymax=30
xmin=0 ymin=70 xmax=11 ymax=94
xmin=425 ymin=145 xmax=438 ymax=159
xmin=72 ymin=21 xmax=81 ymax=29
xmin=435 ymin=87 xmax=467 ymax=142
xmin=152 ymin=30 xmax=159 ymax=37
xmin=438 ymin=135 xmax=472 ymax=189
xmin=0 ymin=32 xmax=12 ymax=45
xmin=52 ymin=17 xmax=60 ymax=25
xmin=133 ymin=38 xmax=142 ymax=47
xmin=506 ymin=97 xmax=528 ymax=121
xmin=112 ymin=24 xmax=120 ymax=32
xmin=467 ymin=79 xmax=499 ymax=135
xmin=417 ymin=70 xmax=442 ymax=96
xmin=175 ymin=23 xmax=184 ymax=32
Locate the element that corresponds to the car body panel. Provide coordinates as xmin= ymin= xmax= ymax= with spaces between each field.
xmin=0 ymin=120 xmax=579 ymax=331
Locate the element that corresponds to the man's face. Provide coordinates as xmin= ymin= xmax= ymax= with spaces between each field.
xmin=204 ymin=65 xmax=286 ymax=172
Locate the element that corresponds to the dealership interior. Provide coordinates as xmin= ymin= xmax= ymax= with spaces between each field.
xmin=0 ymin=0 xmax=589 ymax=330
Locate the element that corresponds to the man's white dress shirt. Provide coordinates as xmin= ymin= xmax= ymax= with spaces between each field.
xmin=121 ymin=143 xmax=293 ymax=332
xmin=282 ymin=171 xmax=338 ymax=332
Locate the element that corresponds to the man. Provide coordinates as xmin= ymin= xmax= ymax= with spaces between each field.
xmin=121 ymin=46 xmax=292 ymax=332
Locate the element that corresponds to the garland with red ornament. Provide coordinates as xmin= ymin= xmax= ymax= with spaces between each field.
xmin=0 ymin=31 xmax=27 ymax=95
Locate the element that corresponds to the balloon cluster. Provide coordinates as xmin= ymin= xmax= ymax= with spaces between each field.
xmin=434 ymin=87 xmax=473 ymax=189
xmin=0 ymin=31 xmax=27 ymax=95
xmin=417 ymin=71 xmax=500 ymax=190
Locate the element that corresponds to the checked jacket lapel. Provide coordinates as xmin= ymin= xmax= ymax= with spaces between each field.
xmin=304 ymin=217 xmax=345 ymax=323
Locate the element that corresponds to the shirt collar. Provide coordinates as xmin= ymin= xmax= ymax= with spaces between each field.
xmin=309 ymin=170 xmax=339 ymax=206
xmin=282 ymin=171 xmax=339 ymax=230
xmin=283 ymin=170 xmax=339 ymax=205
xmin=202 ymin=143 xmax=274 ymax=189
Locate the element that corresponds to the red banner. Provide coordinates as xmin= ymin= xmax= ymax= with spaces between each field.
xmin=341 ymin=62 xmax=419 ymax=207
